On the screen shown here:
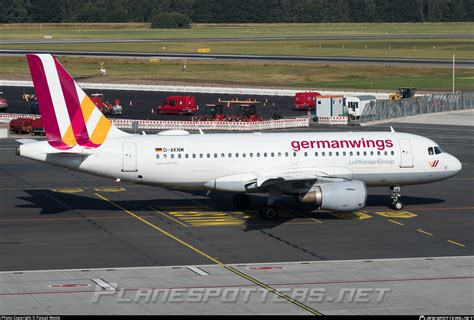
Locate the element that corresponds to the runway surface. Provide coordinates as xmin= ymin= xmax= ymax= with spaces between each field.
xmin=0 ymin=122 xmax=472 ymax=273
xmin=2 ymin=34 xmax=472 ymax=44
xmin=2 ymin=49 xmax=472 ymax=67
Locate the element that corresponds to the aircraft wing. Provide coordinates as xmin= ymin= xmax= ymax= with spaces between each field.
xmin=254 ymin=168 xmax=352 ymax=188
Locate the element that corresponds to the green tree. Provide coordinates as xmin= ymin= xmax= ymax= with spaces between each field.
xmin=151 ymin=12 xmax=192 ymax=28
xmin=5 ymin=0 xmax=30 ymax=22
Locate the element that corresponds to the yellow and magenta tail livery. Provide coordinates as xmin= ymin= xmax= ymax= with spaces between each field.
xmin=27 ymin=54 xmax=116 ymax=150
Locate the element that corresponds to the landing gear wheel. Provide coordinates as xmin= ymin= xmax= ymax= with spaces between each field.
xmin=393 ymin=201 xmax=403 ymax=210
xmin=259 ymin=205 xmax=278 ymax=220
xmin=390 ymin=186 xmax=403 ymax=210
xmin=233 ymin=193 xmax=251 ymax=209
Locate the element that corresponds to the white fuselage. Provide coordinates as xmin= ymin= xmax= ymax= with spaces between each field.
xmin=18 ymin=131 xmax=462 ymax=192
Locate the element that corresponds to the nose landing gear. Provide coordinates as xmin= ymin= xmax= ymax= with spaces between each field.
xmin=390 ymin=186 xmax=403 ymax=210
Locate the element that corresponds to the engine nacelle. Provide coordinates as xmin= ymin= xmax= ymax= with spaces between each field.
xmin=298 ymin=180 xmax=367 ymax=212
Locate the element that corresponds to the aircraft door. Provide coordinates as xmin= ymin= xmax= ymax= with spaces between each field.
xmin=122 ymin=142 xmax=137 ymax=172
xmin=398 ymin=139 xmax=414 ymax=168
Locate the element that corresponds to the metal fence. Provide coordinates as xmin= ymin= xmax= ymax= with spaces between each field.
xmin=358 ymin=92 xmax=474 ymax=123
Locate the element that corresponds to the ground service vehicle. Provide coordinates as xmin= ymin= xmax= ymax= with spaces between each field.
xmin=19 ymin=54 xmax=462 ymax=220
xmin=0 ymin=92 xmax=8 ymax=112
xmin=346 ymin=95 xmax=377 ymax=120
xmin=31 ymin=117 xmax=44 ymax=136
xmin=294 ymin=92 xmax=321 ymax=110
xmin=9 ymin=118 xmax=32 ymax=134
xmin=22 ymin=93 xmax=36 ymax=101
xmin=193 ymin=104 xmax=225 ymax=121
xmin=220 ymin=100 xmax=263 ymax=122
xmin=389 ymin=88 xmax=416 ymax=100
xmin=90 ymin=94 xmax=122 ymax=115
xmin=157 ymin=96 xmax=198 ymax=115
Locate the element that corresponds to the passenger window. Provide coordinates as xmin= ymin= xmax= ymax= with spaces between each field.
xmin=428 ymin=147 xmax=434 ymax=155
xmin=293 ymin=152 xmax=297 ymax=157
xmin=243 ymin=153 xmax=246 ymax=158
xmin=370 ymin=151 xmax=374 ymax=156
xmin=214 ymin=153 xmax=218 ymax=158
xmin=278 ymin=152 xmax=282 ymax=157
xmin=343 ymin=151 xmax=346 ymax=156
xmin=235 ymin=153 xmax=239 ymax=158
xmin=335 ymin=152 xmax=339 ymax=156
xmin=250 ymin=153 xmax=253 ymax=157
xmin=257 ymin=153 xmax=260 ymax=157
xmin=357 ymin=151 xmax=360 ymax=156
xmin=264 ymin=153 xmax=268 ymax=157
xmin=221 ymin=153 xmax=225 ymax=158
xmin=228 ymin=153 xmax=232 ymax=158
xmin=363 ymin=151 xmax=367 ymax=156
xmin=178 ymin=154 xmax=181 ymax=159
xmin=384 ymin=151 xmax=387 ymax=156
xmin=329 ymin=152 xmax=332 ymax=156
xmin=271 ymin=152 xmax=274 ymax=157
xmin=377 ymin=151 xmax=381 ymax=156
xmin=315 ymin=152 xmax=318 ymax=157
xmin=304 ymin=152 xmax=308 ymax=157
xmin=199 ymin=154 xmax=203 ymax=158
xmin=207 ymin=153 xmax=210 ymax=158
xmin=156 ymin=154 xmax=160 ymax=159
xmin=285 ymin=152 xmax=289 ymax=157
xmin=322 ymin=152 xmax=325 ymax=156
xmin=164 ymin=154 xmax=168 ymax=159
xmin=171 ymin=154 xmax=174 ymax=159
xmin=350 ymin=151 xmax=353 ymax=156
xmin=192 ymin=154 xmax=196 ymax=158
xmin=391 ymin=151 xmax=395 ymax=155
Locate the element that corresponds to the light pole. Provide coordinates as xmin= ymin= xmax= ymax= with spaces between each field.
xmin=452 ymin=54 xmax=455 ymax=93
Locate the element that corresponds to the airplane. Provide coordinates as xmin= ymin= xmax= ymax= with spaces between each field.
xmin=16 ymin=54 xmax=462 ymax=220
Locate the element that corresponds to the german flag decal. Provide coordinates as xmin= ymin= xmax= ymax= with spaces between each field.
xmin=155 ymin=148 xmax=163 ymax=152
xmin=429 ymin=160 xmax=439 ymax=167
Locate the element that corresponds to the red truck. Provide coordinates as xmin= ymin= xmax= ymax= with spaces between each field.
xmin=157 ymin=96 xmax=198 ymax=115
xmin=294 ymin=91 xmax=321 ymax=111
xmin=9 ymin=118 xmax=33 ymax=134
xmin=31 ymin=117 xmax=44 ymax=136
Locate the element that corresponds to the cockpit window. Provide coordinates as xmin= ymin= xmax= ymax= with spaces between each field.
xmin=434 ymin=146 xmax=442 ymax=154
xmin=428 ymin=147 xmax=434 ymax=155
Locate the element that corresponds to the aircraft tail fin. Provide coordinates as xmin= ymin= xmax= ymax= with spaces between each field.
xmin=26 ymin=54 xmax=127 ymax=150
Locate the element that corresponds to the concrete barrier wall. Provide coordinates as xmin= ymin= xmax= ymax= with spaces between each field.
xmin=0 ymin=80 xmax=391 ymax=99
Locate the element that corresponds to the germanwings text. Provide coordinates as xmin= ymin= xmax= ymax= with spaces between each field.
xmin=291 ymin=139 xmax=394 ymax=151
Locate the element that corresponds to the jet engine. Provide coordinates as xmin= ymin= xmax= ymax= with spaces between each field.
xmin=298 ymin=180 xmax=367 ymax=212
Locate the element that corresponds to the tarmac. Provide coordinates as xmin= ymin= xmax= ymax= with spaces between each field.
xmin=0 ymin=119 xmax=472 ymax=314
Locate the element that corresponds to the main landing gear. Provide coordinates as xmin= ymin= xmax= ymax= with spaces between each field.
xmin=259 ymin=186 xmax=283 ymax=220
xmin=233 ymin=187 xmax=283 ymax=220
xmin=390 ymin=186 xmax=403 ymax=210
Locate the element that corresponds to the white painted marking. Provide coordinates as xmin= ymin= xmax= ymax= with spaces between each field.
xmin=187 ymin=266 xmax=210 ymax=276
xmin=38 ymin=54 xmax=71 ymax=139
xmin=91 ymin=278 xmax=116 ymax=291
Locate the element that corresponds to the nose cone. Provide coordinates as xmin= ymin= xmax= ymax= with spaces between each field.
xmin=452 ymin=156 xmax=462 ymax=173
xmin=448 ymin=154 xmax=462 ymax=176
